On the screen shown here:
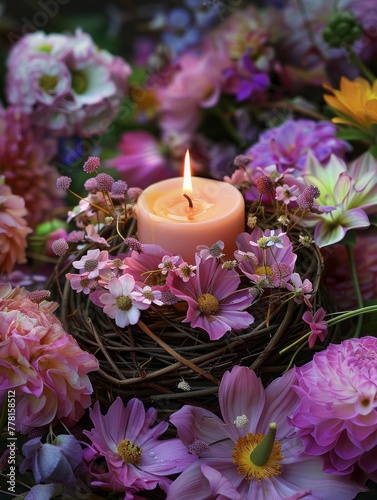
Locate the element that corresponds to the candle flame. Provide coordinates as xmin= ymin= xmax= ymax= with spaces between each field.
xmin=182 ymin=149 xmax=193 ymax=194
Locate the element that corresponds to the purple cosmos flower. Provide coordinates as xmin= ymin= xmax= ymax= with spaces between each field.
xmin=167 ymin=253 xmax=255 ymax=340
xmin=290 ymin=336 xmax=377 ymax=480
xmin=83 ymin=397 xmax=197 ymax=496
xmin=20 ymin=434 xmax=82 ymax=484
xmin=99 ymin=274 xmax=150 ymax=328
xmin=168 ymin=366 xmax=364 ymax=499
xmin=235 ymin=228 xmax=297 ymax=288
xmin=302 ymin=307 xmax=328 ymax=348
xmin=244 ymin=119 xmax=349 ymax=175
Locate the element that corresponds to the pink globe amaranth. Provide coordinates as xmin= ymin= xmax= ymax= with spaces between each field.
xmin=0 ymin=177 xmax=32 ymax=275
xmin=0 ymin=285 xmax=99 ymax=434
xmin=290 ymin=336 xmax=377 ymax=481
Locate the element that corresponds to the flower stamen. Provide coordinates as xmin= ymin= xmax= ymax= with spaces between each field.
xmin=117 ymin=438 xmax=142 ymax=465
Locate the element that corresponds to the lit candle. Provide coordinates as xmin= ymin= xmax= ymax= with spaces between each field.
xmin=136 ymin=150 xmax=245 ymax=262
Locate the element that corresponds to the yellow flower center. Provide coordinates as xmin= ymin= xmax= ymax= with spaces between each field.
xmin=116 ymin=295 xmax=133 ymax=311
xmin=254 ymin=266 xmax=273 ymax=276
xmin=71 ymin=70 xmax=88 ymax=94
xmin=116 ymin=439 xmax=142 ymax=465
xmin=232 ymin=432 xmax=283 ymax=481
xmin=39 ymin=74 xmax=59 ymax=92
xmin=198 ymin=293 xmax=220 ymax=315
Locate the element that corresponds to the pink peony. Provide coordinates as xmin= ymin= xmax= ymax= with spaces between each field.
xmin=0 ymin=285 xmax=99 ymax=434
xmin=0 ymin=107 xmax=62 ymax=228
xmin=290 ymin=336 xmax=377 ymax=480
xmin=0 ymin=176 xmax=32 ymax=275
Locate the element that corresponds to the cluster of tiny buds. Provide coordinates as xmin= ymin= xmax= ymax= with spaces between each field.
xmin=277 ymin=215 xmax=290 ymax=226
xmin=124 ymin=237 xmax=143 ymax=253
xmin=247 ymin=214 xmax=258 ymax=229
xmin=233 ymin=154 xmax=251 ymax=168
xmin=104 ymin=216 xmax=114 ymax=225
xmin=96 ymin=173 xmax=114 ymax=191
xmin=234 ymin=414 xmax=249 ymax=429
xmin=299 ymin=234 xmax=314 ymax=247
xmin=222 ymin=260 xmax=238 ymax=270
xmin=177 ymin=380 xmax=191 ymax=391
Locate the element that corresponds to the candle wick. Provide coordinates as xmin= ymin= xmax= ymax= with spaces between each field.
xmin=183 ymin=193 xmax=193 ymax=208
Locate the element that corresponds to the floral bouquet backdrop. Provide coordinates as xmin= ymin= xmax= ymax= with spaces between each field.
xmin=1 ymin=0 xmax=377 ymax=499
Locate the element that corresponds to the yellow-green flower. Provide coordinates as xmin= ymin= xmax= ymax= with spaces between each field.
xmin=324 ymin=77 xmax=377 ymax=133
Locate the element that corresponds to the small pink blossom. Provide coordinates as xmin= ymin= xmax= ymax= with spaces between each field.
xmin=275 ymin=184 xmax=300 ymax=205
xmin=196 ymin=241 xmax=225 ymax=260
xmin=99 ymin=274 xmax=149 ymax=327
xmin=302 ymin=307 xmax=328 ymax=348
xmin=175 ymin=262 xmax=197 ymax=282
xmin=158 ymin=255 xmax=181 ymax=275
xmin=66 ymin=272 xmax=97 ymax=294
xmin=72 ymin=249 xmax=109 ymax=279
xmin=286 ymin=272 xmax=313 ymax=307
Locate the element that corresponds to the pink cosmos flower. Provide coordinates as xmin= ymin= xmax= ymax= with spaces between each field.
xmin=167 ymin=253 xmax=255 ymax=340
xmin=235 ymin=228 xmax=297 ymax=288
xmin=83 ymin=397 xmax=197 ymax=496
xmin=168 ymin=366 xmax=364 ymax=499
xmin=72 ymin=249 xmax=109 ymax=279
xmin=302 ymin=307 xmax=328 ymax=348
xmin=0 ymin=176 xmax=32 ymax=275
xmin=99 ymin=274 xmax=150 ymax=328
xmin=290 ymin=336 xmax=377 ymax=480
xmin=0 ymin=285 xmax=98 ymax=434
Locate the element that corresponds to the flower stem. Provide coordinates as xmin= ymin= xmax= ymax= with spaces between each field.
xmin=345 ymin=47 xmax=376 ymax=84
xmin=346 ymin=244 xmax=363 ymax=338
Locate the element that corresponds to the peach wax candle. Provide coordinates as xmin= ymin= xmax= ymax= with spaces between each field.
xmin=136 ymin=150 xmax=245 ymax=263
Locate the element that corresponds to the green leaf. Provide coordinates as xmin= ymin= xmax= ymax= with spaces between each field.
xmin=336 ymin=128 xmax=372 ymax=142
xmin=368 ymin=144 xmax=377 ymax=158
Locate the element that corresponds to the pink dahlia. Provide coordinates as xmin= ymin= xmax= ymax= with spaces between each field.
xmin=83 ymin=397 xmax=197 ymax=496
xmin=0 ymin=176 xmax=32 ymax=275
xmin=0 ymin=107 xmax=62 ymax=228
xmin=0 ymin=284 xmax=99 ymax=434
xmin=6 ymin=30 xmax=132 ymax=137
xmin=290 ymin=336 xmax=377 ymax=480
xmin=168 ymin=366 xmax=364 ymax=499
xmin=167 ymin=253 xmax=255 ymax=340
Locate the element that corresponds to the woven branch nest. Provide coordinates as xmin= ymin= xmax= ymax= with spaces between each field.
xmin=60 ymin=224 xmax=326 ymax=416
